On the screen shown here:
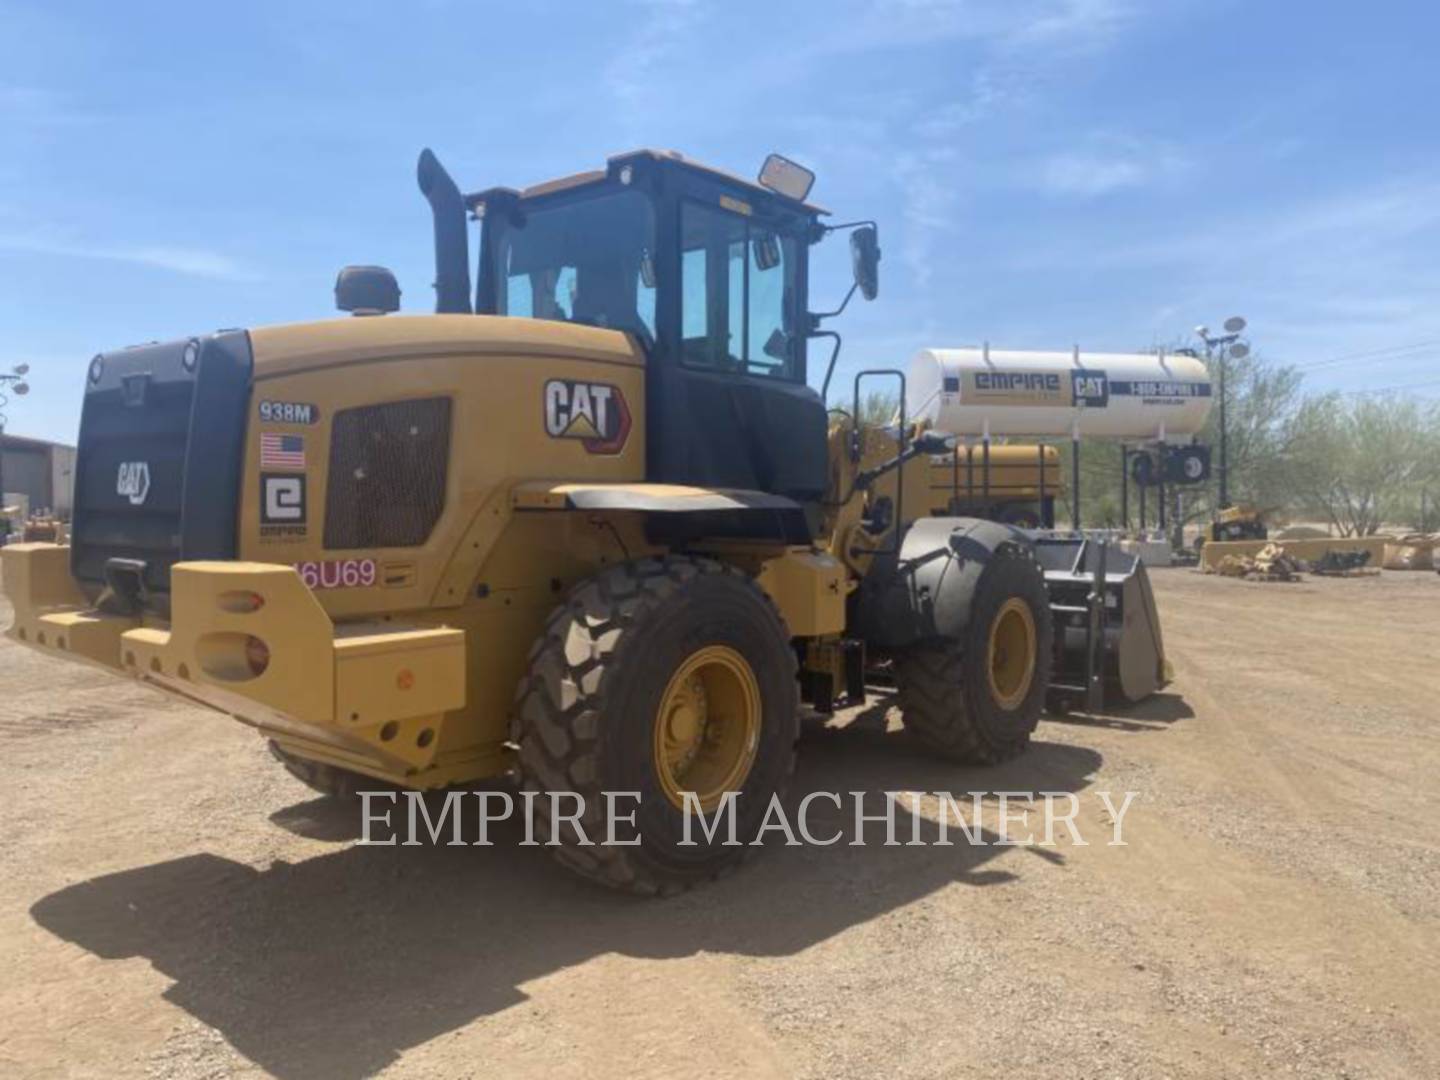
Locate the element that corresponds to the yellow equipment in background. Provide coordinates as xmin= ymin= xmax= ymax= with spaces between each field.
xmin=1210 ymin=505 xmax=1268 ymax=542
xmin=926 ymin=444 xmax=1062 ymax=527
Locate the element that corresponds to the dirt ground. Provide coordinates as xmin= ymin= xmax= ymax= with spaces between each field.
xmin=2 ymin=567 xmax=1438 ymax=1079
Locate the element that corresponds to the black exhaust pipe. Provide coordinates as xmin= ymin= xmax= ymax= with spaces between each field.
xmin=416 ymin=148 xmax=473 ymax=314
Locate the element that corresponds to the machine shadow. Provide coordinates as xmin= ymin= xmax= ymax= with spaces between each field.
xmin=32 ymin=729 xmax=1102 ymax=1080
xmin=1044 ymin=691 xmax=1195 ymax=732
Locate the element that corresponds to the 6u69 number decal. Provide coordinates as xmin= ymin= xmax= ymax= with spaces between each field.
xmin=296 ymin=559 xmax=377 ymax=590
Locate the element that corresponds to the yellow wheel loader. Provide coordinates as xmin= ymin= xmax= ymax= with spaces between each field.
xmin=2 ymin=148 xmax=1104 ymax=894
xmin=1210 ymin=504 xmax=1269 ymax=542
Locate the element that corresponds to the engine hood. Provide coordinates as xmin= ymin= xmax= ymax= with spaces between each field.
xmin=248 ymin=315 xmax=642 ymax=380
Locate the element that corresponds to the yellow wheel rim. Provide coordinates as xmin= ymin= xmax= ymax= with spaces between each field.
xmin=653 ymin=645 xmax=761 ymax=811
xmin=987 ymin=598 xmax=1038 ymax=711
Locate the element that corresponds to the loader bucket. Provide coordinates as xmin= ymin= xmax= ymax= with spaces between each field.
xmin=1031 ymin=536 xmax=1168 ymax=709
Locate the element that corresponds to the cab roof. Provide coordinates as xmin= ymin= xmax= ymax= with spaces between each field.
xmin=466 ymin=148 xmax=828 ymax=216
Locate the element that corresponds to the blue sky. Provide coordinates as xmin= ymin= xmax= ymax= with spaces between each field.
xmin=3 ymin=0 xmax=1438 ymax=444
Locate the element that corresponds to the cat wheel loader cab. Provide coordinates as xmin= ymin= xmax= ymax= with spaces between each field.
xmin=3 ymin=147 xmax=1064 ymax=895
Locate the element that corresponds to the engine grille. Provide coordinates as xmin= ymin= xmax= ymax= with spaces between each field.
xmin=323 ymin=397 xmax=451 ymax=550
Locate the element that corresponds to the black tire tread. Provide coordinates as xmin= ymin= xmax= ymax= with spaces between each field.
xmin=513 ymin=555 xmax=798 ymax=896
xmin=268 ymin=740 xmax=385 ymax=800
xmin=895 ymin=541 xmax=1052 ymax=764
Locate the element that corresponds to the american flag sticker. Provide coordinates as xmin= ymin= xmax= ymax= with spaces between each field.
xmin=260 ymin=433 xmax=306 ymax=469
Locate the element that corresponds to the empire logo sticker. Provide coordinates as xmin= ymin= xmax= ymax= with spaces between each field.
xmin=967 ymin=370 xmax=1065 ymax=407
xmin=543 ymin=379 xmax=631 ymax=454
xmin=260 ymin=472 xmax=307 ymax=540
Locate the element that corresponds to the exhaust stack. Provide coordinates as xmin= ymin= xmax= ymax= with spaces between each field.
xmin=416 ymin=148 xmax=473 ymax=314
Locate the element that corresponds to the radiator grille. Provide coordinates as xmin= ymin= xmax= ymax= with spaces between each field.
xmin=324 ymin=397 xmax=451 ymax=550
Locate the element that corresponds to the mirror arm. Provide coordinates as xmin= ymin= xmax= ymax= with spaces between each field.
xmin=811 ymin=282 xmax=858 ymax=325
xmin=811 ymin=219 xmax=880 ymax=324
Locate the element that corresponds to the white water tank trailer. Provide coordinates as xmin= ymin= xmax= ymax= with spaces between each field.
xmin=907 ymin=347 xmax=1213 ymax=442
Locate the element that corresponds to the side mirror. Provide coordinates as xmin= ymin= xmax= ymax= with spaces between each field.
xmin=850 ymin=226 xmax=880 ymax=301
xmin=753 ymin=233 xmax=782 ymax=272
xmin=335 ymin=265 xmax=401 ymax=316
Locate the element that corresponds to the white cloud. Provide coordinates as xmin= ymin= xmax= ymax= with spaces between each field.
xmin=1007 ymin=0 xmax=1137 ymax=49
xmin=854 ymin=0 xmax=1138 ymax=56
xmin=0 ymin=93 xmax=239 ymax=280
xmin=1265 ymin=182 xmax=1440 ymax=247
xmin=1079 ymin=175 xmax=1440 ymax=269
xmin=0 ymin=233 xmax=255 ymax=280
xmin=890 ymin=147 xmax=963 ymax=288
xmin=1003 ymin=173 xmax=1440 ymax=379
xmin=912 ymin=69 xmax=1015 ymax=137
xmin=1038 ymin=152 xmax=1146 ymax=196
xmin=111 ymin=245 xmax=253 ymax=279
xmin=884 ymin=2 xmax=1152 ymax=290
xmin=603 ymin=0 xmax=704 ymax=139
xmin=1032 ymin=135 xmax=1191 ymax=197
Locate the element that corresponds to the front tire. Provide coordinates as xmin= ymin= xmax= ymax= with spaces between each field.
xmin=514 ymin=556 xmax=799 ymax=895
xmin=268 ymin=740 xmax=386 ymax=800
xmin=895 ymin=541 xmax=1053 ymax=763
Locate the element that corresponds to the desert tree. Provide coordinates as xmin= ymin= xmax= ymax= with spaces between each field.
xmin=1286 ymin=393 xmax=1440 ymax=535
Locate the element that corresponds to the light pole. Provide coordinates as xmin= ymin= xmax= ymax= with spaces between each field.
xmin=0 ymin=363 xmax=33 ymax=541
xmin=1195 ymin=318 xmax=1249 ymax=511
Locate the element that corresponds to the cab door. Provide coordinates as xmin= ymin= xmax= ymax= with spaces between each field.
xmin=646 ymin=197 xmax=828 ymax=505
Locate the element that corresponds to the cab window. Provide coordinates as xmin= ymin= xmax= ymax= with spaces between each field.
xmin=493 ymin=190 xmax=656 ymax=340
xmin=680 ymin=201 xmax=799 ymax=379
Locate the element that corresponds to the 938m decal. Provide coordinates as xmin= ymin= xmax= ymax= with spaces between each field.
xmin=543 ymin=379 xmax=631 ymax=454
xmin=258 ymin=400 xmax=320 ymax=425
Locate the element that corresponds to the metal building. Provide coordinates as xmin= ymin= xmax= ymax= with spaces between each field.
xmin=1 ymin=433 xmax=76 ymax=520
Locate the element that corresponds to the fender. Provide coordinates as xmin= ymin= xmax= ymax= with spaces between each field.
xmin=852 ymin=516 xmax=1034 ymax=650
xmin=510 ymin=481 xmax=813 ymax=544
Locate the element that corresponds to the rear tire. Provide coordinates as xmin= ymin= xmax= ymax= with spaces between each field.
xmin=514 ymin=556 xmax=799 ymax=895
xmin=895 ymin=541 xmax=1053 ymax=763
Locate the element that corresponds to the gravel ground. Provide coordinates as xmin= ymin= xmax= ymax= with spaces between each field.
xmin=1 ymin=567 xmax=1438 ymax=1079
